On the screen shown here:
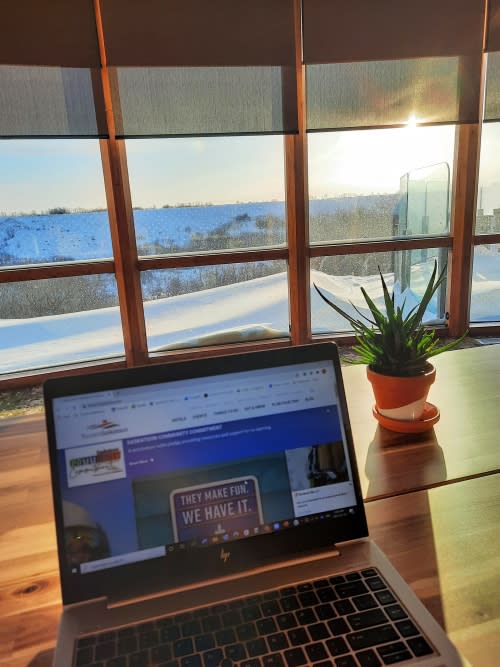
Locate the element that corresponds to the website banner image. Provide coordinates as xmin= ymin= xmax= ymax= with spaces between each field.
xmin=64 ymin=441 xmax=126 ymax=488
xmin=133 ymin=454 xmax=292 ymax=549
xmin=170 ymin=476 xmax=263 ymax=542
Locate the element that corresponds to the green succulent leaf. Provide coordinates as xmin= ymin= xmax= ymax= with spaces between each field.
xmin=314 ymin=260 xmax=467 ymax=376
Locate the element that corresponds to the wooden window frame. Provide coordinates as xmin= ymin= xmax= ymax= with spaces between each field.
xmin=1 ymin=0 xmax=500 ymax=389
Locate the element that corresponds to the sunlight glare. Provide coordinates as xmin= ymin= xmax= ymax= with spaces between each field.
xmin=308 ymin=125 xmax=455 ymax=198
xmin=406 ymin=114 xmax=418 ymax=129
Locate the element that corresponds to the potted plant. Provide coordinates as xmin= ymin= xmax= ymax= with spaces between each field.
xmin=314 ymin=261 xmax=467 ymax=430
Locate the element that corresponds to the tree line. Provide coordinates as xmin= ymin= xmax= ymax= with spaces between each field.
xmin=0 ymin=199 xmax=399 ymax=319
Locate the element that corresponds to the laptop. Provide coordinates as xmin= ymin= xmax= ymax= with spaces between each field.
xmin=43 ymin=342 xmax=463 ymax=667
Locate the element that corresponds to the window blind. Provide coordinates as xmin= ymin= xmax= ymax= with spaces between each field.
xmin=306 ymin=56 xmax=480 ymax=131
xmin=484 ymin=0 xmax=500 ymax=121
xmin=484 ymin=52 xmax=500 ymax=121
xmin=0 ymin=66 xmax=106 ymax=138
xmin=111 ymin=66 xmax=296 ymax=137
xmin=100 ymin=0 xmax=298 ymax=136
xmin=487 ymin=0 xmax=500 ymax=52
xmin=303 ymin=0 xmax=485 ymax=131
xmin=302 ymin=0 xmax=485 ymax=64
xmin=0 ymin=0 xmax=106 ymax=137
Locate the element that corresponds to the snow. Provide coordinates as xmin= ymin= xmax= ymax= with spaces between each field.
xmin=0 ymin=254 xmax=499 ymax=375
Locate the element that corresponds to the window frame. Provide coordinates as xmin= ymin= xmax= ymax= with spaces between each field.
xmin=1 ymin=1 xmax=500 ymax=389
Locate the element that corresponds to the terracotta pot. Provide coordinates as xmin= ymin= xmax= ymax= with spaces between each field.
xmin=367 ymin=363 xmax=436 ymax=421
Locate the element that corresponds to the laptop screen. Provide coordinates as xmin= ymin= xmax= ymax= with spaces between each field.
xmin=45 ymin=344 xmax=368 ymax=603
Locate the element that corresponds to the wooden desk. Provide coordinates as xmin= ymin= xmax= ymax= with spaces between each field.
xmin=1 ymin=469 xmax=498 ymax=667
xmin=2 ymin=345 xmax=498 ymax=504
xmin=366 ymin=474 xmax=500 ymax=667
xmin=1 ymin=345 xmax=499 ymax=665
xmin=342 ymin=346 xmax=500 ymax=499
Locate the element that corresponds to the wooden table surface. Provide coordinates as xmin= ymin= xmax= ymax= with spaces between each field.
xmin=343 ymin=346 xmax=500 ymax=499
xmin=366 ymin=474 xmax=500 ymax=667
xmin=0 ymin=345 xmax=499 ymax=666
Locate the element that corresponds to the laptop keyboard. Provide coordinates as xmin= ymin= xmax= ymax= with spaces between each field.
xmin=73 ymin=567 xmax=435 ymax=667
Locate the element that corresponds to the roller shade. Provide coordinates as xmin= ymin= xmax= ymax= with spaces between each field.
xmin=111 ymin=66 xmax=296 ymax=137
xmin=100 ymin=0 xmax=296 ymax=66
xmin=302 ymin=0 xmax=485 ymax=64
xmin=484 ymin=51 xmax=500 ymax=121
xmin=0 ymin=1 xmax=106 ymax=137
xmin=487 ymin=0 xmax=500 ymax=52
xmin=303 ymin=1 xmax=484 ymax=131
xmin=307 ymin=56 xmax=481 ymax=131
xmin=101 ymin=0 xmax=298 ymax=136
xmin=0 ymin=0 xmax=100 ymax=67
xmin=0 ymin=66 xmax=107 ymax=138
xmin=485 ymin=2 xmax=500 ymax=121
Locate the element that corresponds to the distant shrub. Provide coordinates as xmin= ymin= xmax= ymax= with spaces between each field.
xmin=47 ymin=207 xmax=70 ymax=215
xmin=141 ymin=260 xmax=284 ymax=301
xmin=0 ymin=275 xmax=117 ymax=319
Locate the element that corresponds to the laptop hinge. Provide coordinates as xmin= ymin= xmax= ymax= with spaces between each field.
xmin=107 ymin=544 xmax=342 ymax=609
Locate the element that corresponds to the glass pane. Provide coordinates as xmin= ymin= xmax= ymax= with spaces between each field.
xmin=476 ymin=123 xmax=500 ymax=233
xmin=308 ymin=125 xmax=455 ymax=243
xmin=126 ymin=136 xmax=286 ymax=255
xmin=311 ymin=250 xmax=447 ymax=334
xmin=470 ymin=245 xmax=500 ymax=322
xmin=0 ymin=275 xmax=123 ymax=374
xmin=141 ymin=261 xmax=288 ymax=351
xmin=403 ymin=163 xmax=450 ymax=236
xmin=0 ymin=139 xmax=111 ymax=267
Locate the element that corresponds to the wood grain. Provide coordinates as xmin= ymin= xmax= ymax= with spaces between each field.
xmin=1 ymin=346 xmax=499 ymax=666
xmin=448 ymin=123 xmax=480 ymax=336
xmin=309 ymin=235 xmax=452 ymax=256
xmin=366 ymin=474 xmax=500 ymax=667
xmin=1 ymin=470 xmax=498 ymax=666
xmin=0 ymin=261 xmax=114 ymax=283
xmin=342 ymin=346 xmax=500 ymax=499
xmin=285 ymin=0 xmax=311 ymax=346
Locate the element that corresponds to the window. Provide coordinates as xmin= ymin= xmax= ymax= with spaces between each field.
xmin=0 ymin=140 xmax=111 ymax=267
xmin=472 ymin=48 xmax=500 ymax=322
xmin=0 ymin=139 xmax=119 ymax=375
xmin=126 ymin=137 xmax=286 ymax=255
xmin=0 ymin=275 xmax=123 ymax=374
xmin=470 ymin=245 xmax=500 ymax=322
xmin=476 ymin=123 xmax=500 ymax=235
xmin=311 ymin=249 xmax=447 ymax=335
xmin=0 ymin=0 xmax=498 ymax=386
xmin=308 ymin=126 xmax=455 ymax=244
xmin=141 ymin=262 xmax=289 ymax=352
xmin=126 ymin=136 xmax=289 ymax=352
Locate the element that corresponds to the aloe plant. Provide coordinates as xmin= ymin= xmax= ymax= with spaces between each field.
xmin=314 ymin=261 xmax=467 ymax=377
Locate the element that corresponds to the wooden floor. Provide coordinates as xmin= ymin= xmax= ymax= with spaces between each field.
xmin=0 ymin=345 xmax=499 ymax=666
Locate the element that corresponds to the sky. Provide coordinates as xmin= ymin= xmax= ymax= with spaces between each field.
xmin=1 ymin=122 xmax=500 ymax=215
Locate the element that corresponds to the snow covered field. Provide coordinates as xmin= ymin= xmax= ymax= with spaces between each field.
xmin=1 ymin=251 xmax=498 ymax=375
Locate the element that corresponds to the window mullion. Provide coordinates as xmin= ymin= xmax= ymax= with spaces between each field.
xmin=0 ymin=261 xmax=114 ymax=283
xmin=448 ymin=49 xmax=486 ymax=336
xmin=286 ymin=0 xmax=310 ymax=345
xmin=99 ymin=138 xmax=148 ymax=367
xmin=448 ymin=123 xmax=481 ymax=335
xmin=95 ymin=0 xmax=148 ymax=366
